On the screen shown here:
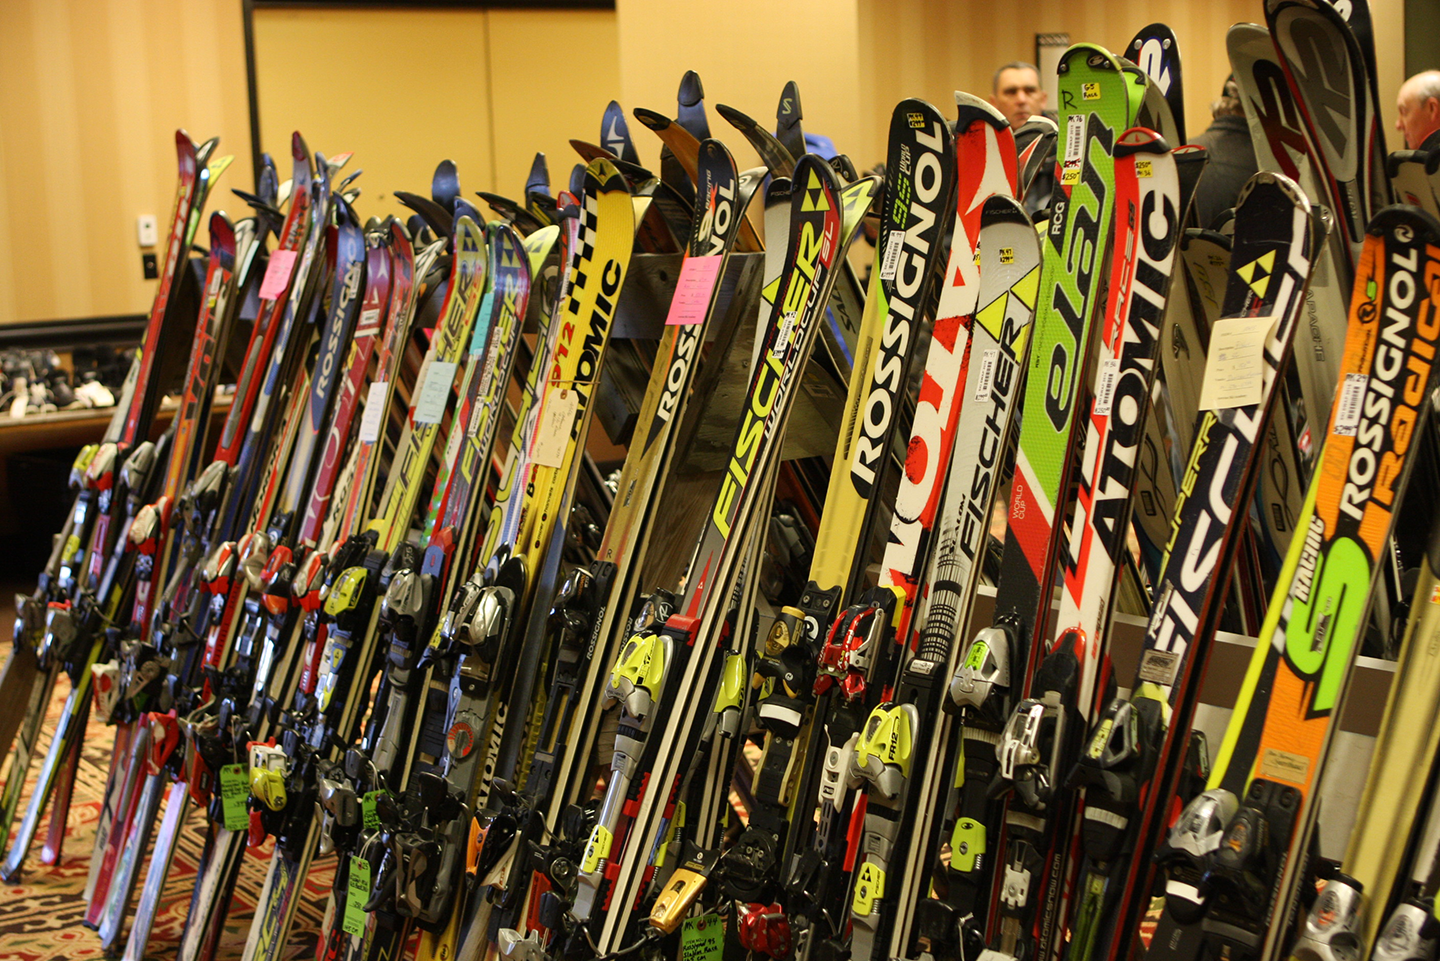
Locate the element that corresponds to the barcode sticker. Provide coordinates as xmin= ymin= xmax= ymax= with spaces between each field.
xmin=1333 ymin=373 xmax=1367 ymax=435
xmin=356 ymin=306 xmax=382 ymax=335
xmin=880 ymin=229 xmax=906 ymax=282
xmin=1093 ymin=358 xmax=1122 ymax=415
xmin=1065 ymin=114 xmax=1085 ymax=162
xmin=357 ymin=381 xmax=388 ymax=443
xmin=975 ymin=349 xmax=999 ymax=401
xmin=777 ymin=311 xmax=797 ymax=356
xmin=530 ymin=388 xmax=579 ymax=469
xmin=413 ymin=360 xmax=458 ymax=425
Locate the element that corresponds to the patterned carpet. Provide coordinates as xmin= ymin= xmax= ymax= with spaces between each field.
xmin=0 ymin=634 xmax=335 ymax=961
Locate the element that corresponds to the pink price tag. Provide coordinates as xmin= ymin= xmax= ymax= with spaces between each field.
xmin=665 ymin=255 xmax=724 ymax=325
xmin=259 ymin=250 xmax=299 ymax=301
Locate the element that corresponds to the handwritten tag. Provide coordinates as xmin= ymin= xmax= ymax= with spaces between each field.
xmin=219 ymin=763 xmax=249 ymax=832
xmin=1199 ymin=315 xmax=1273 ymax=411
xmin=681 ymin=914 xmax=724 ymax=961
xmin=413 ymin=360 xmax=458 ymax=425
xmin=259 ymin=250 xmax=298 ymax=301
xmin=530 ymin=388 xmax=579 ymax=469
xmin=343 ymin=855 xmax=370 ymax=935
xmin=362 ymin=789 xmax=387 ymax=830
xmin=358 ymin=381 xmax=387 ymax=443
xmin=666 ymin=255 xmax=724 ymax=325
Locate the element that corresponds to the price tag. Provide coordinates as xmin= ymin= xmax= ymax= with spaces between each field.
xmin=530 ymin=388 xmax=579 ymax=469
xmin=218 ymin=763 xmax=249 ymax=832
xmin=413 ymin=359 xmax=458 ymax=425
xmin=343 ymin=855 xmax=370 ymax=935
xmin=1065 ymin=114 xmax=1086 ymax=163
xmin=681 ymin=914 xmax=724 ymax=961
xmin=666 ymin=255 xmax=724 ymax=325
xmin=357 ymin=381 xmax=388 ymax=443
xmin=1199 ymin=315 xmax=1273 ymax=411
xmin=259 ymin=250 xmax=298 ymax=301
xmin=362 ymin=789 xmax=386 ymax=830
xmin=1333 ymin=373 xmax=1368 ymax=436
xmin=974 ymin=349 xmax=998 ymax=402
xmin=1093 ymin=358 xmax=1122 ymax=416
xmin=879 ymin=229 xmax=906 ymax=282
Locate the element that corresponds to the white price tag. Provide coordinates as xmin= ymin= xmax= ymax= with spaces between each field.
xmin=530 ymin=388 xmax=579 ymax=469
xmin=413 ymin=360 xmax=458 ymax=425
xmin=1199 ymin=315 xmax=1273 ymax=411
xmin=358 ymin=381 xmax=388 ymax=443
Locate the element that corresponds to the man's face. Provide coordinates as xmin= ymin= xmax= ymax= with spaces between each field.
xmin=993 ymin=67 xmax=1045 ymax=129
xmin=1397 ymin=86 xmax=1439 ymax=149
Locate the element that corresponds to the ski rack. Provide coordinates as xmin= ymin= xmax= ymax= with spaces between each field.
xmin=608 ymin=250 xmax=844 ymax=464
xmin=949 ymin=585 xmax=1398 ymax=740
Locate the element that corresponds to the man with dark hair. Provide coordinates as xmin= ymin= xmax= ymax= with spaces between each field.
xmin=1192 ymin=77 xmax=1258 ymax=230
xmin=1397 ymin=70 xmax=1440 ymax=151
xmin=992 ymin=61 xmax=1047 ymax=130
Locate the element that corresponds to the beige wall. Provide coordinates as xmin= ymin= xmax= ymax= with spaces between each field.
xmin=0 ymin=0 xmax=1411 ymax=323
xmin=855 ymin=0 xmax=1407 ymax=159
xmin=0 ymin=0 xmax=251 ymax=324
xmin=614 ymin=0 xmax=864 ymax=174
xmin=252 ymin=6 xmax=621 ymax=221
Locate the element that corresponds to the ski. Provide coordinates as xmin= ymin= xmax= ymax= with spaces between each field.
xmin=1158 ymin=203 xmax=1440 ymax=961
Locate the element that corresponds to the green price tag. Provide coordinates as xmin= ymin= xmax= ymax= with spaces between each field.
xmin=343 ymin=855 xmax=370 ymax=935
xmin=218 ymin=763 xmax=249 ymax=832
xmin=681 ymin=913 xmax=724 ymax=961
xmin=362 ymin=789 xmax=387 ymax=830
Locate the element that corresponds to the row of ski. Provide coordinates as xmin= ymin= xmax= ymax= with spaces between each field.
xmin=2 ymin=6 xmax=1440 ymax=961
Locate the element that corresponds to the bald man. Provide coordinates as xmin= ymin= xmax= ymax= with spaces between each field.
xmin=1397 ymin=71 xmax=1440 ymax=151
xmin=992 ymin=62 xmax=1047 ymax=130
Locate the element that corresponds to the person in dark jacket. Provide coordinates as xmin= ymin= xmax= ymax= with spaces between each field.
xmin=1396 ymin=71 xmax=1440 ymax=152
xmin=1192 ymin=77 xmax=1258 ymax=230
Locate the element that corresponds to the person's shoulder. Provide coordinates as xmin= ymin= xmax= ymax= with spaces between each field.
xmin=1422 ymin=128 xmax=1440 ymax=153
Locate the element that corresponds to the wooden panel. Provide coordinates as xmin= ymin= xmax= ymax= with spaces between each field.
xmin=0 ymin=0 xmax=250 ymax=324
xmin=614 ymin=0 xmax=864 ymax=175
xmin=487 ymin=8 xmax=621 ymax=199
xmin=253 ymin=7 xmax=496 ymax=220
xmin=856 ymin=0 xmax=1406 ymax=170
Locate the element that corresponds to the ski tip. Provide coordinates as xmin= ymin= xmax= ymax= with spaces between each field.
xmin=585 ymin=156 xmax=632 ymax=197
xmin=632 ymin=107 xmax=670 ymax=133
xmin=1237 ymin=170 xmax=1309 ymax=212
xmin=778 ymin=80 xmax=802 ymax=122
xmin=1370 ymin=203 xmax=1440 ymax=244
xmin=570 ymin=139 xmax=617 ymax=163
xmin=953 ymin=91 xmax=1010 ymax=129
xmin=1117 ymin=126 xmax=1171 ymax=154
xmin=715 ymin=102 xmax=754 ymax=131
xmin=1060 ymin=42 xmax=1122 ymax=74
xmin=1128 ymin=21 xmax=1179 ymax=55
xmin=980 ymin=193 xmax=1032 ymax=227
xmin=678 ymin=70 xmax=705 ymax=107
